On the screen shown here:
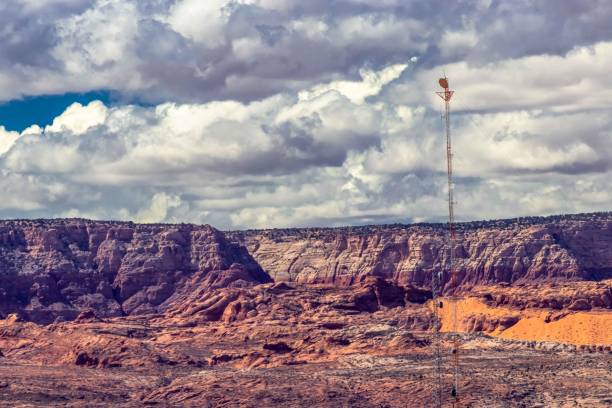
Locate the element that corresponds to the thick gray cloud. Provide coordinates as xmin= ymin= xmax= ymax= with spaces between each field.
xmin=2 ymin=0 xmax=612 ymax=103
xmin=0 ymin=0 xmax=611 ymax=228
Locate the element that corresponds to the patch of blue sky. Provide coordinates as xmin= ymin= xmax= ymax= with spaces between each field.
xmin=0 ymin=90 xmax=113 ymax=132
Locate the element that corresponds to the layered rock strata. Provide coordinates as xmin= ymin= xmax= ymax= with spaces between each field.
xmin=228 ymin=213 xmax=612 ymax=291
xmin=0 ymin=220 xmax=270 ymax=323
xmin=0 ymin=213 xmax=610 ymax=324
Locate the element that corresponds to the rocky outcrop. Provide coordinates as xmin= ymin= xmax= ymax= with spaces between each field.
xmin=168 ymin=277 xmax=428 ymax=327
xmin=334 ymin=277 xmax=431 ymax=313
xmin=0 ymin=220 xmax=271 ymax=323
xmin=472 ymin=280 xmax=612 ymax=310
xmin=1 ymin=213 xmax=610 ymax=324
xmin=228 ymin=213 xmax=612 ymax=292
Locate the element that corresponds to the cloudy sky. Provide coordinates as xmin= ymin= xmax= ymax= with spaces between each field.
xmin=0 ymin=0 xmax=611 ymax=228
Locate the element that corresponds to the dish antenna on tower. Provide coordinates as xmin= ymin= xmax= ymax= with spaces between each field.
xmin=436 ymin=77 xmax=454 ymax=101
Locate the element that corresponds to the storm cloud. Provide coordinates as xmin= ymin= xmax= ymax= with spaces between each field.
xmin=0 ymin=0 xmax=611 ymax=228
xmin=3 ymin=0 xmax=612 ymax=103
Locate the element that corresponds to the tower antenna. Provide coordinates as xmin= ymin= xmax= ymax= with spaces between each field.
xmin=432 ymin=76 xmax=460 ymax=406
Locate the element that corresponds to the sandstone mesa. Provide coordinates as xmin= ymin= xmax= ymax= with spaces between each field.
xmin=0 ymin=213 xmax=610 ymax=407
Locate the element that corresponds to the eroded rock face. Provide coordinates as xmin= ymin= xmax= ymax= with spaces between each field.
xmin=0 ymin=220 xmax=271 ymax=323
xmin=1 ymin=213 xmax=610 ymax=324
xmin=228 ymin=213 xmax=612 ymax=292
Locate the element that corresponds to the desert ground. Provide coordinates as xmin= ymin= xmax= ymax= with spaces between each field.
xmin=1 ymin=279 xmax=610 ymax=407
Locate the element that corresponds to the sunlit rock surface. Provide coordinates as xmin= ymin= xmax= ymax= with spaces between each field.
xmin=228 ymin=212 xmax=612 ymax=290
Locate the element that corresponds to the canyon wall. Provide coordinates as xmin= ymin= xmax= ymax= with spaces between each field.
xmin=0 ymin=213 xmax=610 ymax=324
xmin=227 ymin=213 xmax=612 ymax=291
xmin=0 ymin=220 xmax=270 ymax=323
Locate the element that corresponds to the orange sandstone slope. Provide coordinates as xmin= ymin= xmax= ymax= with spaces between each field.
xmin=439 ymin=279 xmax=612 ymax=346
xmin=438 ymin=293 xmax=612 ymax=346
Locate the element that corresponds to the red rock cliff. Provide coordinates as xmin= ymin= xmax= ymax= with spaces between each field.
xmin=0 ymin=220 xmax=271 ymax=323
xmin=227 ymin=213 xmax=612 ymax=291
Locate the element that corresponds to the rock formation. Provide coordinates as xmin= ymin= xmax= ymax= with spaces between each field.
xmin=227 ymin=212 xmax=612 ymax=291
xmin=0 ymin=213 xmax=611 ymax=407
xmin=0 ymin=220 xmax=271 ymax=323
xmin=1 ymin=213 xmax=611 ymax=324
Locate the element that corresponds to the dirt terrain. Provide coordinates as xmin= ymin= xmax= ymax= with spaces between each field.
xmin=0 ymin=279 xmax=610 ymax=407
